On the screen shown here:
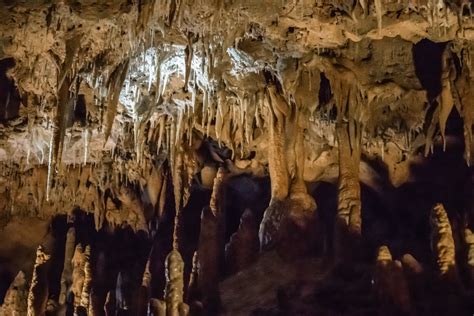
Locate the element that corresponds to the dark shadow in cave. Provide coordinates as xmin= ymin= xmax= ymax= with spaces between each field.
xmin=221 ymin=175 xmax=271 ymax=244
xmin=310 ymin=180 xmax=392 ymax=260
xmin=385 ymin=109 xmax=469 ymax=262
xmin=0 ymin=58 xmax=21 ymax=123
xmin=0 ymin=259 xmax=12 ymax=305
xmin=412 ymin=39 xmax=447 ymax=104
xmin=45 ymin=209 xmax=153 ymax=315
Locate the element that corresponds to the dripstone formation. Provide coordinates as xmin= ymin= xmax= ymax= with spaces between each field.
xmin=0 ymin=0 xmax=474 ymax=315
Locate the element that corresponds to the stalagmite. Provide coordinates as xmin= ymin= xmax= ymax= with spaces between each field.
xmin=154 ymin=249 xmax=189 ymax=316
xmin=137 ymin=258 xmax=152 ymax=316
xmin=71 ymin=244 xmax=86 ymax=310
xmin=149 ymin=298 xmax=166 ymax=316
xmin=430 ymin=204 xmax=459 ymax=282
xmin=104 ymin=291 xmax=115 ymax=316
xmin=197 ymin=206 xmax=221 ymax=313
xmin=0 ymin=271 xmax=28 ymax=315
xmin=79 ymin=245 xmax=92 ymax=311
xmin=225 ymin=209 xmax=259 ymax=275
xmin=186 ymin=251 xmax=199 ymax=302
xmin=374 ymin=246 xmax=412 ymax=315
xmin=59 ymin=227 xmax=76 ymax=305
xmin=27 ymin=246 xmax=51 ymax=316
xmin=464 ymin=228 xmax=474 ymax=284
xmin=334 ymin=120 xmax=362 ymax=262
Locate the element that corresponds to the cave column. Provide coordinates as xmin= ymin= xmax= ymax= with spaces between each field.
xmin=258 ymin=85 xmax=290 ymax=250
xmin=334 ymin=119 xmax=362 ymax=262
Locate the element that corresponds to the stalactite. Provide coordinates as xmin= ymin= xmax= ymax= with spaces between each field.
xmin=59 ymin=227 xmax=76 ymax=305
xmin=184 ymin=35 xmax=193 ymax=90
xmin=374 ymin=245 xmax=412 ymax=315
xmin=0 ymin=271 xmax=28 ymax=315
xmin=172 ymin=148 xmax=184 ymax=249
xmin=182 ymin=149 xmax=195 ymax=208
xmin=137 ymin=0 xmax=156 ymax=33
xmin=334 ymin=120 xmax=362 ymax=262
xmin=27 ymin=246 xmax=50 ymax=316
xmin=157 ymin=115 xmax=166 ymax=153
xmin=147 ymin=165 xmax=164 ymax=208
xmin=453 ymin=46 xmax=474 ymax=164
xmin=374 ymin=0 xmax=383 ymax=32
xmin=159 ymin=171 xmax=168 ymax=219
xmin=279 ymin=108 xmax=317 ymax=258
xmin=225 ymin=209 xmax=259 ymax=275
xmin=210 ymin=167 xmax=224 ymax=217
xmin=438 ymin=47 xmax=455 ymax=149
xmin=430 ymin=204 xmax=458 ymax=282
xmin=105 ymin=60 xmax=130 ymax=142
xmin=259 ymin=85 xmax=290 ymax=250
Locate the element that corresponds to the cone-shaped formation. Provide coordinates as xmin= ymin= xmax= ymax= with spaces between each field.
xmin=430 ymin=204 xmax=457 ymax=278
xmin=197 ymin=206 xmax=221 ymax=312
xmin=464 ymin=228 xmax=474 ymax=285
xmin=225 ymin=209 xmax=259 ymax=275
xmin=155 ymin=249 xmax=189 ymax=316
xmin=71 ymin=244 xmax=86 ymax=311
xmin=59 ymin=227 xmax=76 ymax=305
xmin=27 ymin=246 xmax=51 ymax=316
xmin=374 ymin=245 xmax=412 ymax=315
xmin=0 ymin=271 xmax=28 ymax=315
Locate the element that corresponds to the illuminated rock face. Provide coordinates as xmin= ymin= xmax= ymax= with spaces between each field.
xmin=0 ymin=1 xmax=474 ymax=315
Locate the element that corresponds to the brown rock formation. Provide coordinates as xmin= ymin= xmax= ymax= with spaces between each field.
xmin=0 ymin=271 xmax=28 ymax=316
xmin=1 ymin=1 xmax=474 ymax=315
xmin=27 ymin=246 xmax=50 ymax=316
xmin=59 ymin=227 xmax=75 ymax=305
xmin=374 ymin=245 xmax=412 ymax=315
xmin=225 ymin=209 xmax=259 ymax=275
xmin=430 ymin=203 xmax=459 ymax=283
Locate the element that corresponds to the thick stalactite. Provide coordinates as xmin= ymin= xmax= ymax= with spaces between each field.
xmin=334 ymin=120 xmax=363 ymax=262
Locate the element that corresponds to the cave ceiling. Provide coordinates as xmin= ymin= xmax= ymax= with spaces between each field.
xmin=0 ymin=0 xmax=472 ymax=221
